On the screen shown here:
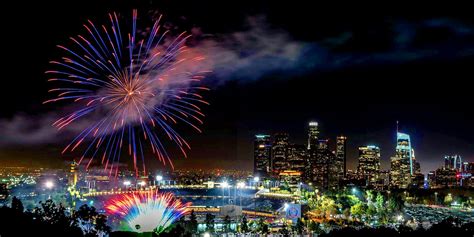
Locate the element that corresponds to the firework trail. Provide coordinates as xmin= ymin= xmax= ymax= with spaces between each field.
xmin=105 ymin=191 xmax=191 ymax=233
xmin=45 ymin=10 xmax=209 ymax=175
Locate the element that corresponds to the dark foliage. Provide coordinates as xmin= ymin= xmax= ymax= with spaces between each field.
xmin=0 ymin=197 xmax=110 ymax=237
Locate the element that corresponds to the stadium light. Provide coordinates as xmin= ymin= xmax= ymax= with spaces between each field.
xmin=237 ymin=182 xmax=246 ymax=188
xmin=45 ymin=180 xmax=54 ymax=189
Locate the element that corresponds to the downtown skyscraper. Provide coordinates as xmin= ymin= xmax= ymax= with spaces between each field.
xmin=390 ymin=132 xmax=413 ymax=188
xmin=335 ymin=136 xmax=347 ymax=178
xmin=305 ymin=122 xmax=339 ymax=189
xmin=357 ymin=145 xmax=381 ymax=187
xmin=287 ymin=144 xmax=308 ymax=174
xmin=444 ymin=155 xmax=463 ymax=171
xmin=307 ymin=121 xmax=319 ymax=150
xmin=271 ymin=133 xmax=290 ymax=175
xmin=254 ymin=134 xmax=272 ymax=177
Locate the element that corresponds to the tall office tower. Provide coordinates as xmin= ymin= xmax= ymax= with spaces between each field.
xmin=414 ymin=161 xmax=421 ymax=174
xmin=444 ymin=155 xmax=463 ymax=171
xmin=318 ymin=139 xmax=329 ymax=150
xmin=272 ymin=133 xmax=289 ymax=175
xmin=306 ymin=148 xmax=336 ymax=189
xmin=287 ymin=144 xmax=308 ymax=174
xmin=307 ymin=121 xmax=319 ymax=150
xmin=390 ymin=132 xmax=413 ymax=188
xmin=254 ymin=134 xmax=272 ymax=177
xmin=357 ymin=145 xmax=381 ymax=187
xmin=306 ymin=147 xmax=338 ymax=188
xmin=336 ymin=136 xmax=347 ymax=178
xmin=68 ymin=160 xmax=78 ymax=188
xmin=410 ymin=149 xmax=424 ymax=188
xmin=305 ymin=121 xmax=338 ymax=189
xmin=463 ymin=162 xmax=474 ymax=173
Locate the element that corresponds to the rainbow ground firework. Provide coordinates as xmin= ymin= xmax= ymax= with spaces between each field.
xmin=45 ymin=10 xmax=209 ymax=175
xmin=105 ymin=191 xmax=191 ymax=233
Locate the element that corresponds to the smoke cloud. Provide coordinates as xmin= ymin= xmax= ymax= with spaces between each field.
xmin=1 ymin=16 xmax=474 ymax=146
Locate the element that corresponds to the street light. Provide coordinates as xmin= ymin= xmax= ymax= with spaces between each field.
xmin=139 ymin=181 xmax=146 ymax=187
xmin=203 ymin=233 xmax=211 ymax=237
xmin=45 ymin=180 xmax=54 ymax=189
xmin=351 ymin=187 xmax=357 ymax=194
xmin=123 ymin=180 xmax=131 ymax=186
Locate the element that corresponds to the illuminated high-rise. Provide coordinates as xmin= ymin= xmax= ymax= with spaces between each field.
xmin=68 ymin=160 xmax=78 ymax=187
xmin=357 ymin=145 xmax=381 ymax=186
xmin=390 ymin=132 xmax=413 ymax=188
xmin=444 ymin=155 xmax=463 ymax=171
xmin=306 ymin=135 xmax=337 ymax=189
xmin=336 ymin=136 xmax=347 ymax=178
xmin=67 ymin=160 xmax=80 ymax=207
xmin=272 ymin=133 xmax=289 ymax=175
xmin=287 ymin=144 xmax=308 ymax=174
xmin=254 ymin=134 xmax=271 ymax=177
xmin=307 ymin=122 xmax=319 ymax=150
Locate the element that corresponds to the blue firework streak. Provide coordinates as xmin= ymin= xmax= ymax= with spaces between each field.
xmin=44 ymin=10 xmax=209 ymax=175
xmin=105 ymin=191 xmax=191 ymax=233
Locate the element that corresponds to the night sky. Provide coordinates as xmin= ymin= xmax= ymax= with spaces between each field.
xmin=0 ymin=1 xmax=473 ymax=173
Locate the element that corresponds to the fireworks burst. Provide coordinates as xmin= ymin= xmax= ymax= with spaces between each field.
xmin=45 ymin=10 xmax=209 ymax=175
xmin=105 ymin=191 xmax=191 ymax=233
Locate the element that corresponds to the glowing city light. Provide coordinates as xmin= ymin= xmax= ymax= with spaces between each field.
xmin=237 ymin=182 xmax=246 ymax=188
xmin=123 ymin=180 xmax=132 ymax=186
xmin=253 ymin=176 xmax=260 ymax=182
xmin=45 ymin=180 xmax=54 ymax=189
xmin=44 ymin=180 xmax=54 ymax=189
xmin=221 ymin=181 xmax=229 ymax=188
xmin=156 ymin=175 xmax=163 ymax=182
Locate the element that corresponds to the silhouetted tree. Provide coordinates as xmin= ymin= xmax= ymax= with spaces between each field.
xmin=295 ymin=218 xmax=305 ymax=234
xmin=223 ymin=215 xmax=231 ymax=233
xmin=204 ymin=213 xmax=215 ymax=232
xmin=11 ymin=196 xmax=24 ymax=213
xmin=240 ymin=215 xmax=249 ymax=233
xmin=188 ymin=210 xmax=198 ymax=234
xmin=308 ymin=220 xmax=320 ymax=234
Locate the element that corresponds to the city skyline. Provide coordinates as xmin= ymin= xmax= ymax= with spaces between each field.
xmin=251 ymin=120 xmax=472 ymax=176
xmin=0 ymin=0 xmax=473 ymax=174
